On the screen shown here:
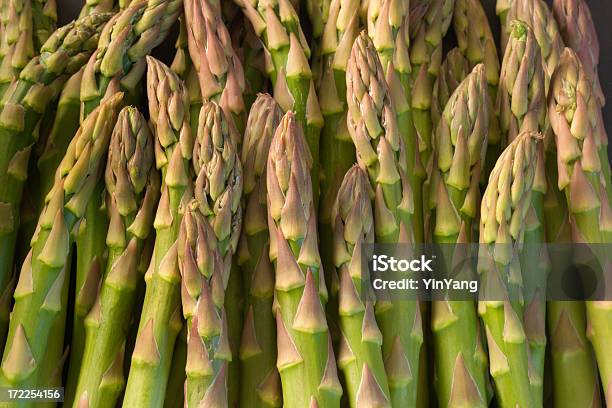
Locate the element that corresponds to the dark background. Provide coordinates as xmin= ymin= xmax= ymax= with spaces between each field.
xmin=57 ymin=0 xmax=611 ymax=136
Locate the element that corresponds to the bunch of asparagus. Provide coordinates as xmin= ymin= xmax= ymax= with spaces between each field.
xmin=0 ymin=0 xmax=610 ymax=407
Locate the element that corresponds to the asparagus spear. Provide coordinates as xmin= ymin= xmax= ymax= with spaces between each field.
xmin=183 ymin=3 xmax=247 ymax=401
xmin=368 ymin=0 xmax=423 ymax=244
xmin=498 ymin=22 xmax=549 ymax=402
xmin=409 ymin=0 xmax=455 ymax=169
xmin=236 ymin=0 xmax=324 ymax=199
xmin=502 ymin=0 xmax=564 ymax=90
xmin=346 ymin=31 xmax=422 ymax=408
xmin=0 ymin=92 xmax=123 ymax=397
xmin=495 ymin=0 xmax=513 ymax=26
xmin=452 ymin=0 xmax=501 ymax=176
xmin=0 ymin=0 xmax=38 ymax=97
xmin=230 ymin=15 xmax=268 ymax=111
xmin=180 ymin=100 xmax=243 ymax=407
xmin=549 ymin=47 xmax=612 ymax=406
xmin=71 ymin=107 xmax=159 ymax=408
xmin=267 ymin=111 xmax=342 ymax=407
xmin=431 ymin=49 xmax=469 ymax=140
xmin=183 ymin=0 xmax=246 ymax=134
xmin=35 ymin=70 xmax=84 ymax=215
xmin=0 ymin=0 xmax=57 ymax=95
xmin=334 ymin=165 xmax=391 ymax=407
xmin=315 ymin=0 xmax=359 ymax=350
xmin=429 ymin=64 xmax=490 ymax=408
xmin=478 ymin=131 xmax=541 ymax=408
xmin=552 ymin=0 xmax=604 ymax=106
xmin=122 ymin=57 xmax=191 ymax=408
xmin=0 ymin=11 xmax=112 ymax=352
xmin=452 ymin=0 xmax=499 ymax=92
xmin=80 ymin=0 xmax=182 ymax=117
xmin=238 ymin=94 xmax=283 ymax=408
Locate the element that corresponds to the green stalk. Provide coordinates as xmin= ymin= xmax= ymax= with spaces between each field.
xmin=409 ymin=0 xmax=454 ymax=171
xmin=431 ymin=49 xmax=469 ymax=129
xmin=498 ymin=21 xmax=549 ymax=403
xmin=315 ymin=0 xmax=359 ymax=351
xmin=163 ymin=327 xmax=187 ymax=408
xmin=35 ymin=69 xmax=84 ymax=215
xmin=0 ymin=92 xmax=123 ymax=401
xmin=553 ymin=0 xmax=604 ymax=106
xmin=122 ymin=57 xmax=191 ymax=408
xmin=368 ymin=0 xmax=423 ymax=244
xmin=79 ymin=0 xmax=116 ymax=17
xmin=0 ymin=12 xmax=111 ymax=360
xmin=478 ymin=131 xmax=541 ymax=408
xmin=429 ymin=65 xmax=490 ymax=408
xmin=495 ymin=0 xmax=513 ymax=25
xmin=183 ymin=3 xmax=246 ymax=401
xmin=238 ymin=94 xmax=283 ymax=408
xmin=180 ymin=101 xmax=243 ymax=407
xmin=184 ymin=0 xmax=246 ymax=135
xmin=238 ymin=0 xmax=324 ymax=200
xmin=64 ymin=182 xmax=109 ymax=406
xmin=334 ymin=165 xmax=391 ymax=407
xmin=452 ymin=0 xmax=501 ymax=177
xmin=229 ymin=15 xmax=268 ymax=111
xmin=268 ymin=112 xmax=342 ymax=407
xmin=502 ymin=0 xmax=564 ymax=92
xmin=0 ymin=0 xmax=56 ymax=98
xmin=80 ymin=0 xmax=182 ymax=117
xmin=547 ymin=301 xmax=601 ymax=407
xmin=549 ymin=48 xmax=612 ymax=406
xmin=72 ymin=107 xmax=160 ymax=408
xmin=346 ymin=32 xmax=423 ymax=408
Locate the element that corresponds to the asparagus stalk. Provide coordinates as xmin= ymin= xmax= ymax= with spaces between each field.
xmin=315 ymin=0 xmax=359 ymax=349
xmin=267 ymin=111 xmax=342 ymax=407
xmin=35 ymin=70 xmax=84 ymax=214
xmin=0 ymin=0 xmax=57 ymax=96
xmin=478 ymin=131 xmax=541 ymax=408
xmin=230 ymin=15 xmax=268 ymax=111
xmin=237 ymin=0 xmax=324 ymax=199
xmin=452 ymin=0 xmax=501 ymax=176
xmin=80 ymin=0 xmax=182 ymax=117
xmin=495 ymin=0 xmax=513 ymax=25
xmin=502 ymin=0 xmax=564 ymax=91
xmin=180 ymin=100 xmax=243 ymax=407
xmin=368 ymin=0 xmax=423 ymax=244
xmin=0 ymin=92 xmax=123 ymax=398
xmin=429 ymin=64 xmax=490 ymax=408
xmin=552 ymin=0 xmax=604 ymax=106
xmin=346 ymin=31 xmax=423 ymax=407
xmin=334 ymin=165 xmax=391 ymax=407
xmin=64 ymin=179 xmax=109 ymax=406
xmin=183 ymin=0 xmax=246 ymax=134
xmin=453 ymin=0 xmax=499 ymax=92
xmin=163 ymin=327 xmax=187 ymax=408
xmin=0 ymin=0 xmax=38 ymax=97
xmin=122 ymin=57 xmax=191 ymax=408
xmin=0 ymin=11 xmax=112 ymax=353
xmin=549 ymin=48 xmax=612 ymax=406
xmin=72 ymin=107 xmax=159 ymax=408
xmin=238 ymin=94 xmax=283 ymax=408
xmin=498 ymin=22 xmax=549 ymax=402
xmin=431 ymin=48 xmax=469 ymax=141
xmin=409 ymin=0 xmax=455 ymax=169
xmin=183 ymin=3 xmax=247 ymax=401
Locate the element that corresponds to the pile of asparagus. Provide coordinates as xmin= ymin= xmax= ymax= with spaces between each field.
xmin=0 ymin=0 xmax=610 ymax=406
